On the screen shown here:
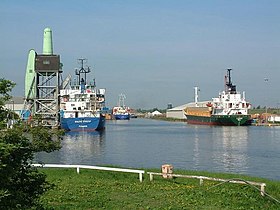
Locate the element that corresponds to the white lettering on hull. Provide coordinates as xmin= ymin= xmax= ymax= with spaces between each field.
xmin=74 ymin=120 xmax=91 ymax=123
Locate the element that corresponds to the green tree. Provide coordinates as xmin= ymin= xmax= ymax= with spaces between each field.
xmin=0 ymin=79 xmax=16 ymax=128
xmin=0 ymin=125 xmax=62 ymax=209
xmin=0 ymin=78 xmax=15 ymax=105
xmin=0 ymin=78 xmax=62 ymax=209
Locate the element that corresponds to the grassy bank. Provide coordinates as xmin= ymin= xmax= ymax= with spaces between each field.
xmin=39 ymin=168 xmax=280 ymax=209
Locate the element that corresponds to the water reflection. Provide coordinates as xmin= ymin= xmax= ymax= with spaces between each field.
xmin=35 ymin=130 xmax=105 ymax=165
xmin=211 ymin=126 xmax=249 ymax=174
xmin=192 ymin=126 xmax=202 ymax=170
xmin=34 ymin=119 xmax=280 ymax=180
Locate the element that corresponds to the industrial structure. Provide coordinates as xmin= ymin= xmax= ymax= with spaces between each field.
xmin=22 ymin=28 xmax=62 ymax=127
xmin=166 ymin=102 xmax=209 ymax=119
xmin=166 ymin=87 xmax=209 ymax=119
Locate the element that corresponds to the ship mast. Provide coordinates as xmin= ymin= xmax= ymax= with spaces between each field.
xmin=225 ymin=68 xmax=236 ymax=94
xmin=118 ymin=93 xmax=126 ymax=107
xmin=194 ymin=86 xmax=199 ymax=107
xmin=75 ymin=58 xmax=91 ymax=85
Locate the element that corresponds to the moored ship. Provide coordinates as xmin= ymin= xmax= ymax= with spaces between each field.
xmin=112 ymin=93 xmax=131 ymax=120
xmin=59 ymin=59 xmax=106 ymax=131
xmin=184 ymin=69 xmax=251 ymax=126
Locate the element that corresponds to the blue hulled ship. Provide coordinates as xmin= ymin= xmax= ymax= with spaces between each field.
xmin=112 ymin=93 xmax=131 ymax=120
xmin=59 ymin=59 xmax=106 ymax=131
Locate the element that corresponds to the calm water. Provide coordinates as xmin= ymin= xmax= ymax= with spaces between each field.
xmin=36 ymin=118 xmax=280 ymax=180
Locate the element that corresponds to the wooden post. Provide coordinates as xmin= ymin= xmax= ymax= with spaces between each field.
xmin=162 ymin=164 xmax=173 ymax=179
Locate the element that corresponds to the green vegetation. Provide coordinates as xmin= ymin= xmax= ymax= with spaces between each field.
xmin=40 ymin=168 xmax=280 ymax=209
xmin=0 ymin=78 xmax=63 ymax=209
xmin=150 ymin=115 xmax=187 ymax=122
xmin=249 ymin=107 xmax=280 ymax=115
xmin=0 ymin=78 xmax=16 ymax=128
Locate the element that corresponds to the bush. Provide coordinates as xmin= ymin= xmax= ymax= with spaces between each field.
xmin=0 ymin=126 xmax=62 ymax=209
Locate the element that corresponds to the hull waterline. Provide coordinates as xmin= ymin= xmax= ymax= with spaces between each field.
xmin=114 ymin=114 xmax=130 ymax=120
xmin=186 ymin=114 xmax=251 ymax=126
xmin=61 ymin=115 xmax=105 ymax=131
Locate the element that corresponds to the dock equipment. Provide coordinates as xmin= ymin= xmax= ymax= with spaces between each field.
xmin=22 ymin=28 xmax=62 ymax=127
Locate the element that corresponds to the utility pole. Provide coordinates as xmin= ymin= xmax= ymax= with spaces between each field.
xmin=264 ymin=78 xmax=269 ymax=124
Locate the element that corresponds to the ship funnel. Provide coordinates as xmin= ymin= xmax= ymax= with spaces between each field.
xmin=43 ymin=27 xmax=53 ymax=55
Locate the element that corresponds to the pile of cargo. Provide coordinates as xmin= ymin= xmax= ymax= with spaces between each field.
xmin=184 ymin=107 xmax=212 ymax=117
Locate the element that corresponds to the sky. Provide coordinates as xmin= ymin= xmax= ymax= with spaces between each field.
xmin=1 ymin=0 xmax=279 ymax=109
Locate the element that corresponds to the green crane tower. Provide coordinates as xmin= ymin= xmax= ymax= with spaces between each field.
xmin=24 ymin=49 xmax=36 ymax=99
xmin=23 ymin=27 xmax=62 ymax=127
xmin=25 ymin=27 xmax=54 ymax=98
xmin=43 ymin=27 xmax=53 ymax=55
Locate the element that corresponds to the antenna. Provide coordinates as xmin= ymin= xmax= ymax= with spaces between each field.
xmin=75 ymin=58 xmax=91 ymax=85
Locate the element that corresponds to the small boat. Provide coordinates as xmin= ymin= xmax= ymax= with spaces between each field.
xmin=112 ymin=94 xmax=131 ymax=120
xmin=59 ymin=59 xmax=106 ymax=131
xmin=130 ymin=113 xmax=138 ymax=118
xmin=184 ymin=69 xmax=251 ymax=126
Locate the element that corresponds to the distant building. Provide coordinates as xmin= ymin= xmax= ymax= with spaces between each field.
xmin=268 ymin=115 xmax=280 ymax=123
xmin=4 ymin=96 xmax=24 ymax=116
xmin=166 ymin=101 xmax=210 ymax=119
xmin=151 ymin=110 xmax=162 ymax=116
xmin=146 ymin=110 xmax=163 ymax=118
xmin=166 ymin=104 xmax=187 ymax=119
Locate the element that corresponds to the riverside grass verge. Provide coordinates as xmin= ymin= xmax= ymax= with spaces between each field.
xmin=39 ymin=167 xmax=280 ymax=209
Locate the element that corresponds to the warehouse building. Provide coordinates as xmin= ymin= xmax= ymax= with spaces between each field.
xmin=166 ymin=101 xmax=209 ymax=119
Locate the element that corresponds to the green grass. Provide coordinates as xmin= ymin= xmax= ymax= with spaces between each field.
xmin=39 ymin=168 xmax=280 ymax=209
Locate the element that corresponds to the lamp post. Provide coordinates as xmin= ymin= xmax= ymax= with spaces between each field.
xmin=264 ymin=78 xmax=268 ymax=124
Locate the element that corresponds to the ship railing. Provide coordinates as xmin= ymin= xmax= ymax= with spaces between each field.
xmin=147 ymin=172 xmax=266 ymax=196
xmin=32 ymin=163 xmax=145 ymax=182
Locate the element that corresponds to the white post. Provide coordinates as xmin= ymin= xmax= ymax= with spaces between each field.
xmin=77 ymin=167 xmax=80 ymax=174
xmin=139 ymin=173 xmax=143 ymax=182
xmin=261 ymin=184 xmax=265 ymax=196
xmin=149 ymin=173 xmax=153 ymax=181
xmin=199 ymin=178 xmax=203 ymax=185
